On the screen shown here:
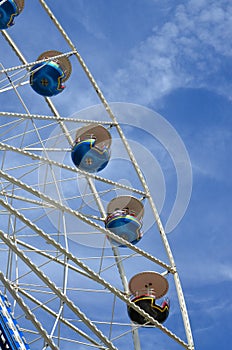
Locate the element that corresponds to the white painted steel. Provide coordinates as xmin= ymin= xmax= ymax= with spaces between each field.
xmin=0 ymin=1 xmax=195 ymax=349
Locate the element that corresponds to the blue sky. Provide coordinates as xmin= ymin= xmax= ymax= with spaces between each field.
xmin=0 ymin=1 xmax=232 ymax=349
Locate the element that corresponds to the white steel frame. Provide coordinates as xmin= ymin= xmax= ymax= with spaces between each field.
xmin=0 ymin=1 xmax=195 ymax=349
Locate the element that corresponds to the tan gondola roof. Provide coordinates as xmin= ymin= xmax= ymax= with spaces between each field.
xmin=107 ymin=196 xmax=144 ymax=220
xmin=15 ymin=0 xmax=25 ymax=12
xmin=129 ymin=271 xmax=169 ymax=299
xmin=37 ymin=50 xmax=72 ymax=82
xmin=75 ymin=124 xmax=112 ymax=148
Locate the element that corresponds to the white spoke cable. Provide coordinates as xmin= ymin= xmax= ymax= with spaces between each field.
xmin=0 ymin=141 xmax=147 ymax=196
xmin=0 ymin=272 xmax=59 ymax=350
xmin=0 ymin=172 xmax=172 ymax=271
xmin=0 ymin=50 xmax=76 ymax=75
xmin=0 ymin=111 xmax=116 ymax=125
xmin=0 ymin=229 xmax=120 ymax=350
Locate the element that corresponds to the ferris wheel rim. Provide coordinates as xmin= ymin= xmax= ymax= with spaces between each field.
xmin=0 ymin=1 xmax=195 ymax=349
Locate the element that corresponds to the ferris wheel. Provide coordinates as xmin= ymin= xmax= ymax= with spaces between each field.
xmin=0 ymin=1 xmax=195 ymax=350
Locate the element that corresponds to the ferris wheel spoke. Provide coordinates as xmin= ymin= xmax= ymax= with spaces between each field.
xmin=0 ymin=171 xmax=173 ymax=272
xmin=0 ymin=2 xmax=195 ymax=349
xmin=0 ymin=140 xmax=147 ymax=198
xmin=0 ymin=272 xmax=59 ymax=350
xmin=17 ymin=287 xmax=106 ymax=349
xmin=0 ymin=111 xmax=117 ymax=126
xmin=0 ymin=196 xmax=173 ymax=329
xmin=0 ymin=229 xmax=121 ymax=350
xmin=0 ymin=227 xmax=190 ymax=349
xmin=0 ymin=197 xmax=169 ymax=314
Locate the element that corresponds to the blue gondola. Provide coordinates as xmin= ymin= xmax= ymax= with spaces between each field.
xmin=71 ymin=124 xmax=111 ymax=173
xmin=105 ymin=196 xmax=144 ymax=246
xmin=127 ymin=272 xmax=170 ymax=325
xmin=105 ymin=211 xmax=142 ymax=246
xmin=30 ymin=50 xmax=72 ymax=97
xmin=0 ymin=291 xmax=30 ymax=350
xmin=0 ymin=0 xmax=24 ymax=29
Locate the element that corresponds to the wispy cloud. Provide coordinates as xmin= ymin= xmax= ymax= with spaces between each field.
xmin=105 ymin=0 xmax=232 ymax=104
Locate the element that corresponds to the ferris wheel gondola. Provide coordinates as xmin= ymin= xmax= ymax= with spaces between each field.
xmin=71 ymin=124 xmax=112 ymax=172
xmin=0 ymin=1 xmax=195 ymax=349
xmin=105 ymin=195 xmax=144 ymax=246
xmin=127 ymin=271 xmax=170 ymax=325
xmin=29 ymin=50 xmax=72 ymax=96
xmin=0 ymin=0 xmax=24 ymax=29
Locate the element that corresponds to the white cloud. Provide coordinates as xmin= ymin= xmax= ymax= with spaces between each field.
xmin=105 ymin=1 xmax=232 ymax=104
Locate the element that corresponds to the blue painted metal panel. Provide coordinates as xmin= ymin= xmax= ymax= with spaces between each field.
xmin=0 ymin=292 xmax=30 ymax=350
